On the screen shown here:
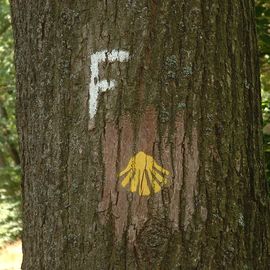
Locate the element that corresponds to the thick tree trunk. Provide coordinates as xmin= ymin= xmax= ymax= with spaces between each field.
xmin=11 ymin=0 xmax=270 ymax=269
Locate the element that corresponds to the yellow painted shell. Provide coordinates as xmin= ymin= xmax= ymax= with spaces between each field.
xmin=119 ymin=151 xmax=170 ymax=196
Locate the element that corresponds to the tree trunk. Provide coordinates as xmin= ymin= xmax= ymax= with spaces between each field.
xmin=10 ymin=0 xmax=270 ymax=269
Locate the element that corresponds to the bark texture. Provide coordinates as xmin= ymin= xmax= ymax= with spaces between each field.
xmin=11 ymin=0 xmax=270 ymax=269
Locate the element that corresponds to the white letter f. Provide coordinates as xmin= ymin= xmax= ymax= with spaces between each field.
xmin=89 ymin=49 xmax=129 ymax=119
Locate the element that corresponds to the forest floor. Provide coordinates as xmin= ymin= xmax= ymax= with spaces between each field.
xmin=0 ymin=241 xmax=22 ymax=270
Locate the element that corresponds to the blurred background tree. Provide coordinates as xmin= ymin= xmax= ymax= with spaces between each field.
xmin=0 ymin=0 xmax=269 ymax=246
xmin=0 ymin=0 xmax=21 ymax=246
xmin=257 ymin=0 xmax=270 ymax=183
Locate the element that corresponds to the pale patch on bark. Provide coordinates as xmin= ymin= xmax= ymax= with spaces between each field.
xmin=126 ymin=109 xmax=158 ymax=242
xmin=169 ymin=115 xmax=185 ymax=229
xmin=98 ymin=121 xmax=119 ymax=221
xmin=136 ymin=108 xmax=157 ymax=153
xmin=99 ymin=109 xmax=161 ymax=241
xmin=129 ymin=196 xmax=149 ymax=242
xmin=98 ymin=117 xmax=132 ymax=239
xmin=98 ymin=109 xmax=198 ymax=240
xmin=184 ymin=127 xmax=199 ymax=230
xmin=200 ymin=206 xmax=208 ymax=223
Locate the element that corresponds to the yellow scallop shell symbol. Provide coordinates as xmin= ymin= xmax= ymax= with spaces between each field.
xmin=119 ymin=151 xmax=170 ymax=196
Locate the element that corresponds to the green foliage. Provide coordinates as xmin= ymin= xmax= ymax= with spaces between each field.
xmin=257 ymin=0 xmax=270 ymax=183
xmin=257 ymin=1 xmax=270 ymax=57
xmin=0 ymin=0 xmax=21 ymax=246
xmin=0 ymin=199 xmax=21 ymax=247
xmin=0 ymin=0 xmax=13 ymax=85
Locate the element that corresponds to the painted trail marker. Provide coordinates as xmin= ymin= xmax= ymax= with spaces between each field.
xmin=119 ymin=151 xmax=170 ymax=196
xmin=89 ymin=49 xmax=130 ymax=119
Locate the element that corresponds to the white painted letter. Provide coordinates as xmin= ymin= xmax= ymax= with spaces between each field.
xmin=89 ymin=50 xmax=130 ymax=119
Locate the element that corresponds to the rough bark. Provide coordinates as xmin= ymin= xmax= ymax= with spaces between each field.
xmin=10 ymin=0 xmax=270 ymax=269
